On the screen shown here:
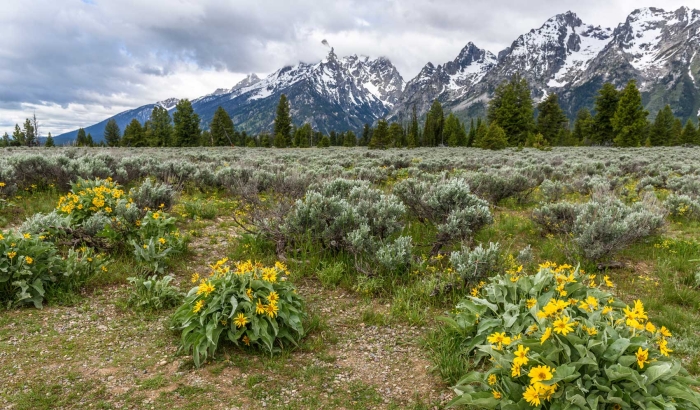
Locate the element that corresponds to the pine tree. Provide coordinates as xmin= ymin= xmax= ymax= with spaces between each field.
xmin=444 ymin=113 xmax=462 ymax=147
xmin=86 ymin=133 xmax=94 ymax=147
xmin=423 ymin=100 xmax=444 ymax=146
xmin=467 ymin=118 xmax=477 ymax=147
xmin=148 ymin=106 xmax=173 ymax=147
xmin=75 ymin=128 xmax=87 ymax=146
xmin=343 ymin=130 xmax=357 ymax=147
xmin=536 ymin=94 xmax=568 ymax=145
xmin=328 ymin=131 xmax=337 ymax=147
xmin=612 ymin=80 xmax=648 ymax=147
xmin=45 ymin=132 xmax=55 ymax=147
xmin=2 ymin=132 xmax=11 ymax=147
xmin=593 ymin=83 xmax=620 ymax=145
xmin=473 ymin=119 xmax=488 ymax=148
xmin=273 ymin=94 xmax=292 ymax=147
xmin=172 ymin=99 xmax=200 ymax=147
xmin=209 ymin=106 xmax=235 ymax=146
xmin=369 ymin=119 xmax=389 ymax=149
xmin=122 ymin=119 xmax=146 ymax=147
xmin=104 ymin=119 xmax=122 ymax=147
xmin=668 ymin=118 xmax=683 ymax=146
xmin=296 ymin=123 xmax=313 ymax=148
xmin=572 ymin=108 xmax=594 ymax=145
xmin=649 ymin=105 xmax=674 ymax=146
xmin=487 ymin=74 xmax=535 ymax=146
xmin=12 ymin=124 xmax=25 ymax=146
xmin=318 ymin=134 xmax=330 ymax=147
xmin=408 ymin=105 xmax=420 ymax=148
xmin=479 ymin=123 xmax=508 ymax=150
xmin=23 ymin=118 xmax=36 ymax=147
xmin=359 ymin=124 xmax=371 ymax=146
xmin=388 ymin=122 xmax=404 ymax=147
xmin=680 ymin=119 xmax=698 ymax=145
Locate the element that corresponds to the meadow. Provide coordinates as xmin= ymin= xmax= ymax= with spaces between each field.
xmin=1 ymin=146 xmax=700 ymax=409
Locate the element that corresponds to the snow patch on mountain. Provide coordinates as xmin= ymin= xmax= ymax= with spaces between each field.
xmin=548 ymin=26 xmax=612 ymax=87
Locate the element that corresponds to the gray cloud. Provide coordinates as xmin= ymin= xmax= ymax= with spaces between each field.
xmin=0 ymin=0 xmax=691 ymax=135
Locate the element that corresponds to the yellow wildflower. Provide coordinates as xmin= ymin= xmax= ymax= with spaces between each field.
xmin=25 ymin=256 xmax=33 ymax=265
xmin=540 ymin=327 xmax=552 ymax=344
xmin=553 ymin=316 xmax=575 ymax=335
xmin=513 ymin=344 xmax=529 ymax=366
xmin=255 ymin=299 xmax=265 ymax=315
xmin=528 ymin=365 xmax=553 ymax=385
xmin=487 ymin=374 xmax=497 ymax=385
xmin=492 ymin=390 xmax=501 ymax=399
xmin=193 ymin=300 xmax=205 ymax=313
xmin=233 ymin=313 xmax=249 ymax=328
xmin=636 ymin=347 xmax=650 ymax=369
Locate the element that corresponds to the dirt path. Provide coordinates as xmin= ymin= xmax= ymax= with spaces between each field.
xmin=0 ymin=216 xmax=450 ymax=409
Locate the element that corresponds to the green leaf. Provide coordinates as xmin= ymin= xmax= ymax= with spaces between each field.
xmin=602 ymin=338 xmax=630 ymax=362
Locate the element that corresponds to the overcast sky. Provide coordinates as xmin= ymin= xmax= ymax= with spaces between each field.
xmin=0 ymin=0 xmax=691 ymax=136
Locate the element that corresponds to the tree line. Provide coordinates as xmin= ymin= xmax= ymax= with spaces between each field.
xmin=4 ymin=75 xmax=698 ymax=149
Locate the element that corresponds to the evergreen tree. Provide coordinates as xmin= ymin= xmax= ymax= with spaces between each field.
xmin=210 ymin=106 xmax=235 ymax=146
xmin=122 ymin=119 xmax=146 ymax=147
xmin=296 ymin=123 xmax=313 ymax=148
xmin=669 ymin=118 xmax=683 ymax=146
xmin=423 ymin=100 xmax=444 ymax=146
xmin=104 ymin=119 xmax=121 ymax=147
xmin=536 ymin=94 xmax=568 ymax=145
xmin=473 ymin=119 xmax=488 ymax=148
xmin=593 ymin=83 xmax=620 ymax=145
xmin=359 ymin=124 xmax=371 ymax=146
xmin=572 ymin=108 xmax=594 ymax=145
xmin=479 ymin=123 xmax=508 ymax=150
xmin=444 ymin=113 xmax=465 ymax=147
xmin=172 ymin=99 xmax=200 ymax=147
xmin=612 ymin=80 xmax=648 ymax=147
xmin=199 ymin=130 xmax=211 ymax=146
xmin=329 ymin=131 xmax=337 ymax=146
xmin=2 ymin=132 xmax=11 ymax=147
xmin=388 ymin=122 xmax=404 ymax=147
xmin=86 ymin=133 xmax=94 ymax=147
xmin=23 ymin=118 xmax=36 ymax=147
xmin=650 ymin=105 xmax=674 ymax=146
xmin=12 ymin=124 xmax=25 ymax=146
xmin=467 ymin=118 xmax=477 ymax=147
xmin=680 ymin=120 xmax=698 ymax=145
xmin=273 ymin=94 xmax=292 ymax=147
xmin=318 ymin=134 xmax=330 ymax=147
xmin=45 ymin=132 xmax=55 ymax=147
xmin=148 ymin=106 xmax=173 ymax=147
xmin=75 ymin=128 xmax=87 ymax=146
xmin=369 ymin=119 xmax=389 ymax=149
xmin=487 ymin=74 xmax=535 ymax=146
xmin=343 ymin=130 xmax=357 ymax=147
xmin=408 ymin=105 xmax=420 ymax=148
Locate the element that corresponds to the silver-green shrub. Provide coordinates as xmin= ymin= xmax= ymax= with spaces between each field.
xmin=129 ymin=178 xmax=175 ymax=210
xmin=531 ymin=202 xmax=579 ymax=234
xmin=449 ymin=242 xmax=502 ymax=284
xmin=666 ymin=194 xmax=700 ymax=219
xmin=394 ymin=178 xmax=492 ymax=254
xmin=573 ymin=195 xmax=665 ymax=261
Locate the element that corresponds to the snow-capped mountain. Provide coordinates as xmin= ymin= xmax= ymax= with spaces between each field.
xmin=188 ymin=48 xmax=404 ymax=133
xmin=558 ymin=6 xmax=700 ymax=118
xmin=392 ymin=42 xmax=497 ymax=119
xmin=440 ymin=11 xmax=615 ymax=117
xmin=57 ymin=6 xmax=700 ymax=143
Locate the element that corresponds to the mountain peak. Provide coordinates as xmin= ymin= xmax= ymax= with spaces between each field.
xmin=157 ymin=98 xmax=180 ymax=110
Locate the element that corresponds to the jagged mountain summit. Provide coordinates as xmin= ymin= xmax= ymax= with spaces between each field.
xmin=57 ymin=6 xmax=700 ymax=143
xmin=393 ymin=42 xmax=497 ymax=120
